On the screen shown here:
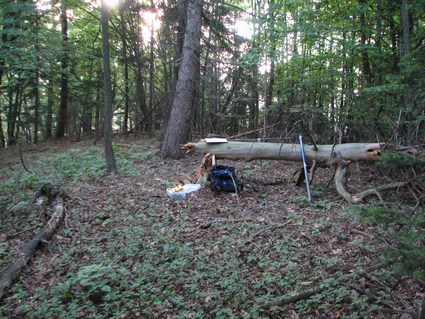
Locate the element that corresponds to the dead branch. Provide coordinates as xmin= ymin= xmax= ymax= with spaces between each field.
xmin=250 ymin=221 xmax=294 ymax=240
xmin=264 ymin=287 xmax=325 ymax=308
xmin=262 ymin=262 xmax=389 ymax=309
xmin=7 ymin=224 xmax=41 ymax=239
xmin=0 ymin=184 xmax=68 ymax=300
xmin=227 ymin=124 xmax=278 ymax=140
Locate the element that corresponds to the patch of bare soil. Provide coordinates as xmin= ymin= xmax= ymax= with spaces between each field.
xmin=0 ymin=137 xmax=423 ymax=318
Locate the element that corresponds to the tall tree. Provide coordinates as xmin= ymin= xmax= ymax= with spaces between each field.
xmin=160 ymin=0 xmax=203 ymax=159
xmin=56 ymin=0 xmax=69 ymax=138
xmin=119 ymin=0 xmax=130 ymax=134
xmin=101 ymin=0 xmax=117 ymax=174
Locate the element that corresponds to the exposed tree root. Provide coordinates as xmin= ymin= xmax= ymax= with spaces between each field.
xmin=0 ymin=184 xmax=69 ymax=300
xmin=334 ymin=162 xmax=409 ymax=204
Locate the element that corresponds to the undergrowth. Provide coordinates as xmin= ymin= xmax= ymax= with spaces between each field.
xmin=0 ymin=142 xmax=423 ymax=318
xmin=0 ymin=143 xmax=151 ymax=276
xmin=2 ymin=207 xmax=381 ymax=318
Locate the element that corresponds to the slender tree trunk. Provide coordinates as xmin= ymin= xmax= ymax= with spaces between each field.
xmin=0 ymin=99 xmax=5 ymax=147
xmin=34 ymin=72 xmax=40 ymax=144
xmin=56 ymin=0 xmax=69 ymax=138
xmin=401 ymin=0 xmax=414 ymax=143
xmin=401 ymin=0 xmax=411 ymax=56
xmin=78 ymin=53 xmax=95 ymax=139
xmin=95 ymin=78 xmax=102 ymax=137
xmin=119 ymin=2 xmax=130 ymax=134
xmin=161 ymin=0 xmax=203 ymax=159
xmin=134 ymin=12 xmax=147 ymax=132
xmin=265 ymin=0 xmax=276 ymax=136
xmin=101 ymin=0 xmax=117 ymax=174
xmin=359 ymin=0 xmax=372 ymax=86
xmin=248 ymin=65 xmax=259 ymax=132
xmin=33 ymin=16 xmax=40 ymax=144
xmin=210 ymin=56 xmax=220 ymax=133
xmin=148 ymin=0 xmax=156 ymax=133
xmin=45 ymin=81 xmax=54 ymax=140
xmin=161 ymin=0 xmax=187 ymax=138
xmin=7 ymin=85 xmax=19 ymax=146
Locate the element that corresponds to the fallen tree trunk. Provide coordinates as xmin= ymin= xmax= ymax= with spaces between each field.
xmin=181 ymin=141 xmax=383 ymax=165
xmin=182 ymin=141 xmax=418 ymax=204
xmin=0 ymin=184 xmax=68 ymax=300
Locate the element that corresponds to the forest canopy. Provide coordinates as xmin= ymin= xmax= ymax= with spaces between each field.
xmin=0 ymin=0 xmax=424 ymax=149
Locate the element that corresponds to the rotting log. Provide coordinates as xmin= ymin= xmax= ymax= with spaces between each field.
xmin=181 ymin=141 xmax=383 ymax=165
xmin=0 ymin=184 xmax=68 ymax=300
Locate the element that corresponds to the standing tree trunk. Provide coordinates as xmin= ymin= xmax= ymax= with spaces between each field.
xmin=134 ymin=11 xmax=147 ymax=132
xmin=34 ymin=71 xmax=40 ymax=144
xmin=0 ymin=104 xmax=5 ymax=147
xmin=56 ymin=0 xmax=69 ymax=138
xmin=45 ymin=80 xmax=54 ymax=140
xmin=101 ymin=0 xmax=117 ymax=174
xmin=162 ymin=0 xmax=187 ymax=137
xmin=33 ymin=15 xmax=40 ymax=145
xmin=7 ymin=85 xmax=19 ymax=146
xmin=119 ymin=1 xmax=130 ymax=134
xmin=148 ymin=3 xmax=156 ymax=133
xmin=401 ymin=0 xmax=414 ymax=144
xmin=161 ymin=0 xmax=203 ymax=159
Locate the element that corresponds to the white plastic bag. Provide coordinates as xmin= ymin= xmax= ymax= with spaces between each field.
xmin=166 ymin=184 xmax=201 ymax=199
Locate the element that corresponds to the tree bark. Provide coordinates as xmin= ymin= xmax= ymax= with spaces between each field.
xmin=182 ymin=141 xmax=383 ymax=164
xmin=161 ymin=0 xmax=203 ymax=159
xmin=45 ymin=81 xmax=54 ymax=140
xmin=56 ymin=0 xmax=69 ymax=138
xmin=101 ymin=0 xmax=117 ymax=174
xmin=119 ymin=1 xmax=130 ymax=134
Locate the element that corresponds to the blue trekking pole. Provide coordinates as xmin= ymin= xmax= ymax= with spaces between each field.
xmin=299 ymin=135 xmax=313 ymax=206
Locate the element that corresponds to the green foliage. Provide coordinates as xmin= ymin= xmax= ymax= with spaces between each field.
xmin=52 ymin=146 xmax=106 ymax=181
xmin=29 ymin=263 xmax=134 ymax=319
xmin=113 ymin=142 xmax=156 ymax=161
xmin=378 ymin=151 xmax=425 ymax=172
xmin=0 ymin=145 xmax=139 ymax=196
xmin=8 ymin=205 xmax=386 ymax=318
xmin=356 ymin=205 xmax=425 ymax=279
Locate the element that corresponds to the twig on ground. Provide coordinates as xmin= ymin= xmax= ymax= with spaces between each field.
xmin=261 ymin=262 xmax=390 ymax=309
xmin=7 ymin=224 xmax=41 ymax=239
xmin=250 ymin=221 xmax=294 ymax=240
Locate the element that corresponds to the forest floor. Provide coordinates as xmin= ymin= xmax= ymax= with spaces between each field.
xmin=0 ymin=135 xmax=424 ymax=319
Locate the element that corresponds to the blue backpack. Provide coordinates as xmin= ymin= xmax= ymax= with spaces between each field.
xmin=210 ymin=165 xmax=243 ymax=194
